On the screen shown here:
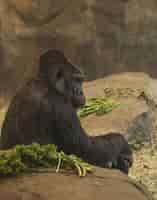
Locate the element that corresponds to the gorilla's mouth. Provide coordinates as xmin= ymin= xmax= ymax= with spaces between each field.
xmin=71 ymin=87 xmax=86 ymax=107
xmin=72 ymin=87 xmax=83 ymax=96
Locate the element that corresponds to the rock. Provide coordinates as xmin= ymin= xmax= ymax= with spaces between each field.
xmin=8 ymin=0 xmax=70 ymax=25
xmin=139 ymin=79 xmax=157 ymax=147
xmin=0 ymin=168 xmax=152 ymax=200
xmin=1 ymin=0 xmax=157 ymax=102
xmin=82 ymin=72 xmax=157 ymax=145
xmin=0 ymin=188 xmax=45 ymax=200
xmin=143 ymin=79 xmax=157 ymax=106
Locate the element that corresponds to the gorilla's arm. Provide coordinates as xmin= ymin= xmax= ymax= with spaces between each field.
xmin=49 ymin=98 xmax=132 ymax=173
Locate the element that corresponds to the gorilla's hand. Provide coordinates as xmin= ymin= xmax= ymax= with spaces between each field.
xmin=117 ymin=153 xmax=133 ymax=174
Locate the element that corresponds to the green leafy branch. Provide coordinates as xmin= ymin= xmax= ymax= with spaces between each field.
xmin=0 ymin=143 xmax=93 ymax=177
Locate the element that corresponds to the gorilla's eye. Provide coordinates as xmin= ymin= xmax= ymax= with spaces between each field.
xmin=56 ymin=71 xmax=62 ymax=79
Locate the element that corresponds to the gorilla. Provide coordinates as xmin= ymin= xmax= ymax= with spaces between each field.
xmin=0 ymin=49 xmax=133 ymax=174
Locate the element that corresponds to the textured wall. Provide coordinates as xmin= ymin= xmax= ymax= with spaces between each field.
xmin=0 ymin=0 xmax=157 ymax=102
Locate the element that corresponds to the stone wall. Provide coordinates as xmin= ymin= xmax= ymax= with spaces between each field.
xmin=1 ymin=0 xmax=157 ymax=102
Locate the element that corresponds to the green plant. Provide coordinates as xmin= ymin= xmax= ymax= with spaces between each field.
xmin=0 ymin=143 xmax=93 ymax=177
xmin=78 ymin=98 xmax=119 ymax=118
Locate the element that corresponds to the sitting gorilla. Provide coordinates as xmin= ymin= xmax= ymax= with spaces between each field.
xmin=0 ymin=49 xmax=133 ymax=174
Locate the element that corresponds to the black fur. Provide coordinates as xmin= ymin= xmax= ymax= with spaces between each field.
xmin=0 ymin=50 xmax=133 ymax=174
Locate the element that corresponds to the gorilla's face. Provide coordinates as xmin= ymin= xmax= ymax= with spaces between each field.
xmin=39 ymin=49 xmax=86 ymax=109
xmin=54 ymin=69 xmax=86 ymax=109
xmin=69 ymin=74 xmax=86 ymax=108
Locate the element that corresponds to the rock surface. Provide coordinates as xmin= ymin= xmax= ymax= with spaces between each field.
xmin=0 ymin=168 xmax=152 ymax=200
xmin=1 ymin=0 xmax=157 ymax=101
xmin=82 ymin=72 xmax=157 ymax=145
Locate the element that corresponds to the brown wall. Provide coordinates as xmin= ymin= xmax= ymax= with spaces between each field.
xmin=1 ymin=0 xmax=157 ymax=103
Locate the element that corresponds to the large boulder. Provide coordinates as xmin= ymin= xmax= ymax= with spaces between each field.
xmin=0 ymin=168 xmax=152 ymax=200
xmin=1 ymin=0 xmax=157 ymax=101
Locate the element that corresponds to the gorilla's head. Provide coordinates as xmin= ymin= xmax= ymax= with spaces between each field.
xmin=39 ymin=49 xmax=86 ymax=108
